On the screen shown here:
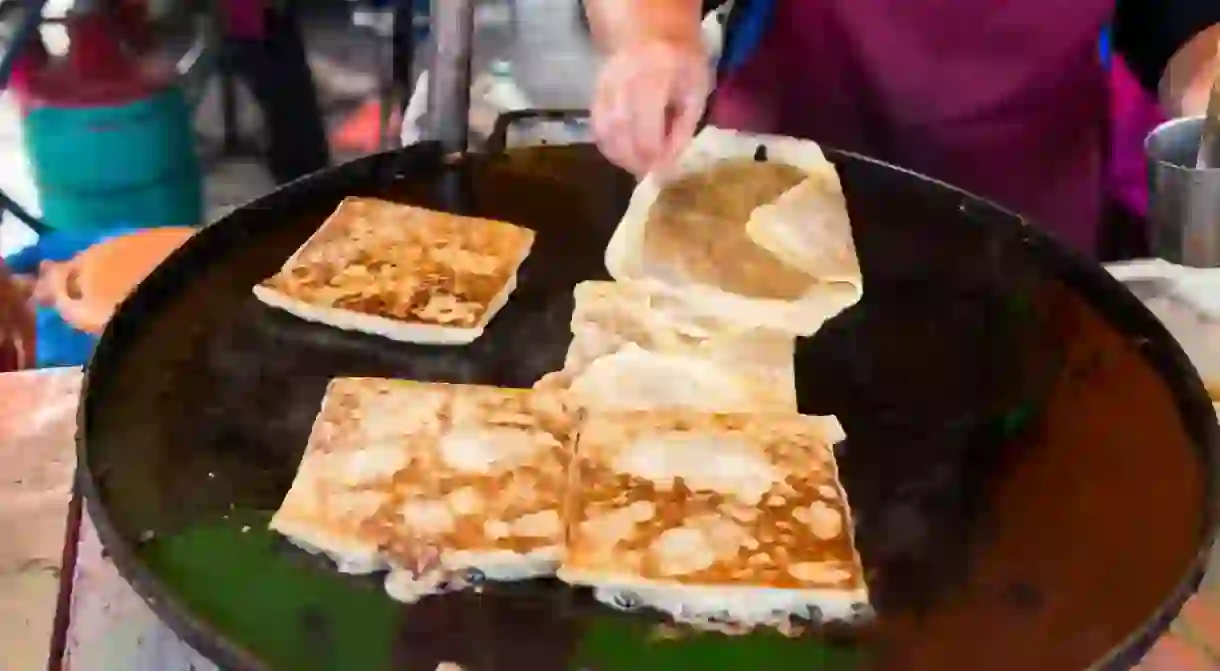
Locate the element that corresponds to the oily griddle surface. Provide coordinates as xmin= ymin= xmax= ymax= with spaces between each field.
xmin=80 ymin=144 xmax=1212 ymax=671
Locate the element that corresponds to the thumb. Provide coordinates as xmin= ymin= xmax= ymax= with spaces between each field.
xmin=652 ymin=94 xmax=706 ymax=177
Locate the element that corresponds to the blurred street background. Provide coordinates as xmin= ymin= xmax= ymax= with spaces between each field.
xmin=0 ymin=0 xmax=601 ymax=255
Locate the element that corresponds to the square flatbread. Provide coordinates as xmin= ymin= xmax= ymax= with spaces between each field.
xmin=270 ymin=378 xmax=574 ymax=604
xmin=604 ymin=127 xmax=862 ymax=336
xmin=537 ymin=281 xmax=797 ymax=412
xmin=254 ymin=197 xmax=535 ymax=345
xmin=269 ymin=377 xmax=437 ymax=576
xmin=557 ymin=409 xmax=869 ymax=627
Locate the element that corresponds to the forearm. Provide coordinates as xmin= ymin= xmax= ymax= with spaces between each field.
xmin=1160 ymin=24 xmax=1219 ymax=116
xmin=583 ymin=0 xmax=703 ymax=53
xmin=1114 ymin=0 xmax=1220 ymax=111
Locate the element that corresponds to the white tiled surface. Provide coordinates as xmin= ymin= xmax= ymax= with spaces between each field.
xmin=0 ymin=367 xmax=79 ymax=671
xmin=65 ymin=515 xmax=217 ymax=671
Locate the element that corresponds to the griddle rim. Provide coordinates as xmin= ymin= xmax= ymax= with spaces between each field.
xmin=74 ymin=144 xmax=1220 ymax=671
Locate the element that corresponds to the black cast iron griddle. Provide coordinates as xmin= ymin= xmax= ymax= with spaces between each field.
xmin=77 ymin=140 xmax=1218 ymax=671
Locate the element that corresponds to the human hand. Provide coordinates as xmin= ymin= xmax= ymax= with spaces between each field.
xmin=1177 ymin=52 xmax=1218 ymax=118
xmin=591 ymin=36 xmax=712 ymax=176
xmin=1161 ymin=31 xmax=1220 ymax=118
xmin=0 ymin=261 xmax=34 ymax=372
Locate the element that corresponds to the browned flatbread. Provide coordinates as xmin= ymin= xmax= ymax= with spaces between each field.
xmin=558 ymin=409 xmax=868 ymax=626
xmin=605 ymin=127 xmax=862 ymax=336
xmin=270 ymin=378 xmax=574 ymax=603
xmin=253 ymin=197 xmax=535 ymax=344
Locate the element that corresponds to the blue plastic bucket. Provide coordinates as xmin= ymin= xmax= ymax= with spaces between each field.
xmin=22 ymin=86 xmax=203 ymax=232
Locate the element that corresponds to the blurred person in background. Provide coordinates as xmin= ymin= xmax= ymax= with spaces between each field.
xmin=217 ymin=0 xmax=331 ymax=183
xmin=109 ymin=0 xmax=331 ymax=182
xmin=1102 ymin=31 xmax=1168 ymax=258
xmin=584 ymin=0 xmax=1220 ymax=256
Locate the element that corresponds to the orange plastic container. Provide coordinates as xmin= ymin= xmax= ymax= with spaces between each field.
xmin=43 ymin=227 xmax=194 ymax=335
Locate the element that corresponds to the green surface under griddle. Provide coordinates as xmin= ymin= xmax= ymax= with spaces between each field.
xmin=142 ymin=512 xmax=397 ymax=670
xmin=141 ymin=512 xmax=868 ymax=671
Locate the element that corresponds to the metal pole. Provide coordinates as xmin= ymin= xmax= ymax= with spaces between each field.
xmin=426 ymin=0 xmax=474 ymax=154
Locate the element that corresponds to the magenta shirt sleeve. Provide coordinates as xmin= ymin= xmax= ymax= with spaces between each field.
xmin=1106 ymin=55 xmax=1164 ymax=218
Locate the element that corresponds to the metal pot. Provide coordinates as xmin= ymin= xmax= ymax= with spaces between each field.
xmin=1145 ymin=116 xmax=1220 ymax=267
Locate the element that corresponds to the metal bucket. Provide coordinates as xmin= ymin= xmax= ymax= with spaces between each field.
xmin=1145 ymin=116 xmax=1220 ymax=267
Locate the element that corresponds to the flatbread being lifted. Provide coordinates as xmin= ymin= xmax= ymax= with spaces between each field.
xmin=605 ymin=127 xmax=862 ymax=336
xmin=270 ymin=378 xmax=574 ymax=604
xmin=558 ymin=409 xmax=869 ymax=628
xmin=254 ymin=197 xmax=535 ymax=345
xmin=537 ymin=281 xmax=797 ymax=412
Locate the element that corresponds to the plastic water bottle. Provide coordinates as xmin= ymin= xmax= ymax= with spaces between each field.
xmin=482 ymin=60 xmax=532 ymax=113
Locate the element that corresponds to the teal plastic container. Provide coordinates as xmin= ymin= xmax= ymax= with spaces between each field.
xmin=22 ymin=86 xmax=203 ymax=232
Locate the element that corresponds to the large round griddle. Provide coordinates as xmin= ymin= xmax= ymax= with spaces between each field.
xmin=78 ymin=141 xmax=1219 ymax=671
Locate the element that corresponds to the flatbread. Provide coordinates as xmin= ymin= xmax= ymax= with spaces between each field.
xmin=537 ymin=281 xmax=797 ymax=412
xmin=605 ymin=127 xmax=862 ymax=336
xmin=565 ymin=344 xmax=795 ymax=413
xmin=269 ymin=377 xmax=445 ymax=575
xmin=561 ymin=280 xmax=739 ymax=371
xmin=254 ymin=197 xmax=535 ymax=345
xmin=270 ymin=378 xmax=575 ymax=604
xmin=557 ymin=409 xmax=869 ymax=627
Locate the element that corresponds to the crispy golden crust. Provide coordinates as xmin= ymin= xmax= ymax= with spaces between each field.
xmin=271 ymin=379 xmax=575 ymax=575
xmin=268 ymin=378 xmax=441 ymax=568
xmin=259 ymin=198 xmax=534 ymax=328
xmin=561 ymin=410 xmax=865 ymax=592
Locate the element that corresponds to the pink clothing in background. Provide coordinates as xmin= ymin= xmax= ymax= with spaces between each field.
xmin=219 ymin=0 xmax=268 ymax=40
xmin=1107 ymin=55 xmax=1164 ymax=218
xmin=709 ymin=0 xmax=1111 ymax=254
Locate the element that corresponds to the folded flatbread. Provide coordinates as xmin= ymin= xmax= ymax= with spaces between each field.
xmin=537 ymin=281 xmax=798 ymax=412
xmin=558 ymin=409 xmax=869 ymax=627
xmin=270 ymin=378 xmax=574 ymax=604
xmin=604 ymin=127 xmax=862 ymax=336
xmin=254 ymin=197 xmax=535 ymax=345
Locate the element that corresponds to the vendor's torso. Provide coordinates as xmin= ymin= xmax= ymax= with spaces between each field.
xmin=710 ymin=0 xmax=1113 ymax=253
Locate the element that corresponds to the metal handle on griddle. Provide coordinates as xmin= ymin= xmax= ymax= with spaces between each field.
xmin=485 ymin=108 xmax=590 ymax=155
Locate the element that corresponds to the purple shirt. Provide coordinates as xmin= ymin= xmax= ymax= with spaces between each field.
xmin=1108 ymin=55 xmax=1164 ymax=217
xmin=710 ymin=0 xmax=1112 ymax=254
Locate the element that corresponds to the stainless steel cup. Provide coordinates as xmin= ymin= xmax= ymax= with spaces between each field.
xmin=1145 ymin=116 xmax=1220 ymax=267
